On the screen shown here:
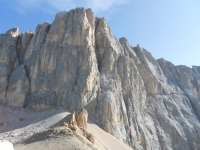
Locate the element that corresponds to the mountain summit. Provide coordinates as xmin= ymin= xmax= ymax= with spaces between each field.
xmin=0 ymin=8 xmax=200 ymax=150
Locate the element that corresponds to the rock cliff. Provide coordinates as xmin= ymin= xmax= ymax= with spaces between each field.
xmin=0 ymin=8 xmax=200 ymax=150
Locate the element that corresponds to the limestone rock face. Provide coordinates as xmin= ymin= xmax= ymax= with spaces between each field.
xmin=75 ymin=108 xmax=88 ymax=130
xmin=21 ymin=8 xmax=100 ymax=111
xmin=62 ymin=108 xmax=88 ymax=130
xmin=0 ymin=28 xmax=20 ymax=105
xmin=1 ymin=7 xmax=200 ymax=150
xmin=6 ymin=64 xmax=29 ymax=108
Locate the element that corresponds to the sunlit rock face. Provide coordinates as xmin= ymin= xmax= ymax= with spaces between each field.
xmin=1 ymin=7 xmax=200 ymax=150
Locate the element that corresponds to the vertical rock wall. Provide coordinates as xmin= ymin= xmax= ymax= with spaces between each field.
xmin=0 ymin=8 xmax=200 ymax=150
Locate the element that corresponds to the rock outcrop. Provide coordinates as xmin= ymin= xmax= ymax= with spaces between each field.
xmin=62 ymin=108 xmax=94 ymax=144
xmin=0 ymin=7 xmax=200 ymax=150
xmin=75 ymin=108 xmax=88 ymax=130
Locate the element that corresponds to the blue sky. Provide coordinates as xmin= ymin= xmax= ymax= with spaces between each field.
xmin=1 ymin=0 xmax=200 ymax=67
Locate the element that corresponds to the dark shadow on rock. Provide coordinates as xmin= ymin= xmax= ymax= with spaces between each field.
xmin=22 ymin=128 xmax=73 ymax=145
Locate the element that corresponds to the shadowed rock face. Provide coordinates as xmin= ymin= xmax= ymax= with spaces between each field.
xmin=0 ymin=7 xmax=200 ymax=150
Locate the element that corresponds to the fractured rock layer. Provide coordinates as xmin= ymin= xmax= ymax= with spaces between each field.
xmin=0 ymin=7 xmax=200 ymax=150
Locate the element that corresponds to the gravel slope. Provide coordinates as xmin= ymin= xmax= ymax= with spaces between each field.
xmin=0 ymin=105 xmax=133 ymax=150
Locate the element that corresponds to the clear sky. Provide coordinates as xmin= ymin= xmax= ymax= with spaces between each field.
xmin=1 ymin=0 xmax=200 ymax=67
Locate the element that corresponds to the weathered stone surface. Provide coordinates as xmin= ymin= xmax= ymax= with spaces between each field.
xmin=62 ymin=108 xmax=88 ymax=130
xmin=6 ymin=64 xmax=29 ymax=108
xmin=68 ymin=112 xmax=78 ymax=131
xmin=62 ymin=109 xmax=94 ymax=144
xmin=1 ymin=7 xmax=200 ymax=150
xmin=75 ymin=108 xmax=88 ymax=130
xmin=0 ymin=28 xmax=20 ymax=104
xmin=20 ymin=8 xmax=100 ymax=111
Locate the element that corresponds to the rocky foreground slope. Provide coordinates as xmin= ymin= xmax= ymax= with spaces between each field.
xmin=0 ymin=106 xmax=132 ymax=150
xmin=0 ymin=7 xmax=200 ymax=150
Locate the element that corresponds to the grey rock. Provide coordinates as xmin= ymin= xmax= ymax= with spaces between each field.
xmin=75 ymin=108 xmax=88 ymax=130
xmin=0 ymin=27 xmax=19 ymax=104
xmin=1 ymin=8 xmax=200 ymax=150
xmin=6 ymin=64 xmax=29 ymax=108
